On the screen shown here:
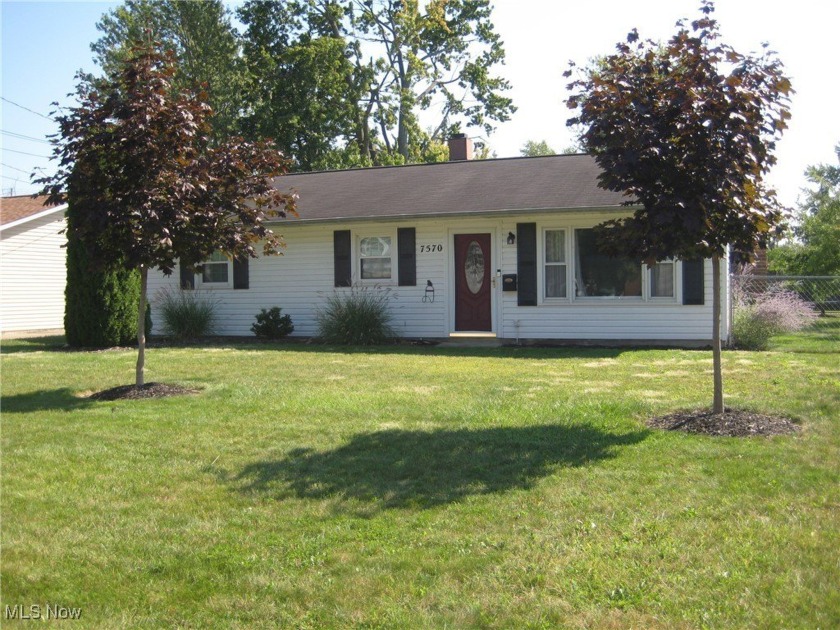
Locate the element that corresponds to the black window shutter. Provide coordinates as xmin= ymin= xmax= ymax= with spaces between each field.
xmin=682 ymin=259 xmax=705 ymax=305
xmin=397 ymin=227 xmax=416 ymax=286
xmin=233 ymin=257 xmax=249 ymax=290
xmin=179 ymin=262 xmax=194 ymax=290
xmin=517 ymin=222 xmax=538 ymax=306
xmin=334 ymin=230 xmax=352 ymax=287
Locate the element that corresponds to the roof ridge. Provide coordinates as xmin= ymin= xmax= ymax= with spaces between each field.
xmin=284 ymin=152 xmax=592 ymax=177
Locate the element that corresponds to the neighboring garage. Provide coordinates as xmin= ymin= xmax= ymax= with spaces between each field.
xmin=1 ymin=195 xmax=67 ymax=336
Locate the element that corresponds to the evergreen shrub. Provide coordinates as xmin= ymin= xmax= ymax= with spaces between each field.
xmin=251 ymin=307 xmax=294 ymax=339
xmin=64 ymin=231 xmax=139 ymax=348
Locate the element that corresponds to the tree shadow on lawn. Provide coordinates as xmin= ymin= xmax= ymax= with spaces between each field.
xmin=149 ymin=337 xmax=638 ymax=361
xmin=1 ymin=388 xmax=95 ymax=413
xmin=233 ymin=423 xmax=649 ymax=511
xmin=0 ymin=335 xmax=67 ymax=355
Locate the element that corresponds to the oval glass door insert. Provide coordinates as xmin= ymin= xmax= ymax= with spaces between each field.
xmin=465 ymin=241 xmax=485 ymax=294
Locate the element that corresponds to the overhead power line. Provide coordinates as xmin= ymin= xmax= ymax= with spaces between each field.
xmin=1 ymin=97 xmax=53 ymax=120
xmin=2 ymin=148 xmax=50 ymax=159
xmin=2 ymin=129 xmax=51 ymax=144
xmin=1 ymin=162 xmax=33 ymax=175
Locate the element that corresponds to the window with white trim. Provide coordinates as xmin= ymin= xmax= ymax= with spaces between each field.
xmin=649 ymin=261 xmax=675 ymax=298
xmin=543 ymin=229 xmax=567 ymax=299
xmin=574 ymin=229 xmax=642 ymax=298
xmin=359 ymin=235 xmax=393 ymax=280
xmin=199 ymin=251 xmax=232 ymax=287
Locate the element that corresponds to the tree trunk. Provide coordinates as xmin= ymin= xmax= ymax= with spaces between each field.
xmin=396 ymin=46 xmax=409 ymax=160
xmin=135 ymin=265 xmax=148 ymax=389
xmin=711 ymin=254 xmax=724 ymax=414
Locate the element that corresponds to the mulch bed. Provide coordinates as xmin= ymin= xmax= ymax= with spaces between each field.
xmin=89 ymin=382 xmax=199 ymax=401
xmin=647 ymin=408 xmax=801 ymax=437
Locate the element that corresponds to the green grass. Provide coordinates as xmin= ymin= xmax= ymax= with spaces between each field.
xmin=2 ymin=333 xmax=838 ymax=628
xmin=769 ymin=311 xmax=840 ymax=353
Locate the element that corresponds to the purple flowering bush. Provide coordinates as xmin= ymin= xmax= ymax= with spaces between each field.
xmin=732 ymin=285 xmax=818 ymax=350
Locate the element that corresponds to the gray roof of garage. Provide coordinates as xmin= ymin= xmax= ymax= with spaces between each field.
xmin=274 ymin=153 xmax=629 ymax=223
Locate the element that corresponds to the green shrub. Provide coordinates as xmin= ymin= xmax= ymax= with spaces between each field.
xmin=64 ymin=229 xmax=140 ymax=348
xmin=251 ymin=307 xmax=294 ymax=339
xmin=316 ymin=285 xmax=396 ymax=345
xmin=156 ymin=288 xmax=219 ymax=340
xmin=732 ymin=307 xmax=777 ymax=350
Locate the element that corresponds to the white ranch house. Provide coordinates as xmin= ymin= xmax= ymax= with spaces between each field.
xmin=149 ymin=138 xmax=728 ymax=345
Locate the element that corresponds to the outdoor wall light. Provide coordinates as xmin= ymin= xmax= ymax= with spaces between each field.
xmin=506 ymin=232 xmax=516 ymax=245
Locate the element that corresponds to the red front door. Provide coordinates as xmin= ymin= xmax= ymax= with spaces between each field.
xmin=454 ymin=233 xmax=492 ymax=331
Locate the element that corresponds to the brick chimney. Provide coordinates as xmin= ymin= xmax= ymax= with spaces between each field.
xmin=448 ymin=133 xmax=473 ymax=161
xmin=753 ymin=245 xmax=768 ymax=275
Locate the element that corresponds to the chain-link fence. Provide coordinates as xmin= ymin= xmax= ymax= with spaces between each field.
xmin=730 ymin=275 xmax=840 ymax=351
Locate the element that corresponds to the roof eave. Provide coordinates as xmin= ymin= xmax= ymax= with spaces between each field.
xmin=0 ymin=204 xmax=68 ymax=232
xmin=266 ymin=203 xmax=639 ymax=225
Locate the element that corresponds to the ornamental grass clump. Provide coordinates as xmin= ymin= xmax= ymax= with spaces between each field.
xmin=156 ymin=288 xmax=219 ymax=340
xmin=732 ymin=287 xmax=818 ymax=350
xmin=316 ymin=285 xmax=396 ymax=345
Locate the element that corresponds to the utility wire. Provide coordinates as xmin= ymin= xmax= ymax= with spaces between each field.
xmin=2 ymin=147 xmax=50 ymax=158
xmin=2 ymin=129 xmax=51 ymax=144
xmin=1 ymin=97 xmax=53 ymax=120
xmin=1 ymin=162 xmax=33 ymax=174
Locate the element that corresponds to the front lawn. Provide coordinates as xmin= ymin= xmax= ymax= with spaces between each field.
xmin=2 ymin=338 xmax=838 ymax=628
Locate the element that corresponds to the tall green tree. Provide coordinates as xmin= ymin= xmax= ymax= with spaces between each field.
xmin=520 ymin=140 xmax=555 ymax=157
xmin=769 ymin=145 xmax=840 ymax=276
xmin=565 ymin=1 xmax=791 ymax=413
xmin=238 ymin=0 xmax=515 ymax=168
xmin=40 ymin=43 xmax=297 ymax=388
xmin=238 ymin=1 xmax=366 ymax=171
xmin=92 ymin=0 xmax=244 ymax=140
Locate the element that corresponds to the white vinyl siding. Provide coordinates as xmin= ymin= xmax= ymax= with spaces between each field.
xmin=147 ymin=210 xmax=727 ymax=343
xmin=504 ymin=212 xmax=726 ymax=342
xmin=148 ymin=221 xmax=448 ymax=338
xmin=0 ymin=212 xmax=67 ymax=333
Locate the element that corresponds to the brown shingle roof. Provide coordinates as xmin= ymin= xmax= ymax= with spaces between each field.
xmin=276 ymin=154 xmax=628 ymax=223
xmin=0 ymin=195 xmax=62 ymax=226
xmin=0 ymin=156 xmax=625 ymax=227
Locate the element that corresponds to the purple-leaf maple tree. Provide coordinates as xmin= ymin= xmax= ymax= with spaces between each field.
xmin=564 ymin=1 xmax=792 ymax=413
xmin=40 ymin=42 xmax=297 ymax=388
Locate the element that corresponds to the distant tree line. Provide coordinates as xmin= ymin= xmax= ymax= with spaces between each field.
xmin=91 ymin=0 xmax=516 ymax=172
xmin=769 ymin=145 xmax=840 ymax=276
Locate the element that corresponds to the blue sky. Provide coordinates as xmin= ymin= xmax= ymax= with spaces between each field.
xmin=2 ymin=0 xmax=839 ymax=209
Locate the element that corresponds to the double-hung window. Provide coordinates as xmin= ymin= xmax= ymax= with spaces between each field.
xmin=199 ymin=251 xmax=232 ymax=288
xmin=649 ymin=261 xmax=675 ymax=298
xmin=359 ymin=235 xmax=393 ymax=281
xmin=544 ymin=229 xmax=567 ymax=299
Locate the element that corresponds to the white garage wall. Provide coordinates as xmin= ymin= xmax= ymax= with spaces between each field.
xmin=0 ymin=211 xmax=67 ymax=333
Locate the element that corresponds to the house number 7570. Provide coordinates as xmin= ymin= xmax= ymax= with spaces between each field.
xmin=420 ymin=244 xmax=443 ymax=253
